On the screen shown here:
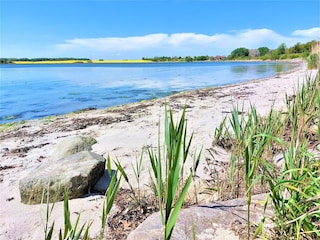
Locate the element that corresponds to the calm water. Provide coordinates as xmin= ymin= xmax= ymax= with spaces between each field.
xmin=0 ymin=61 xmax=297 ymax=123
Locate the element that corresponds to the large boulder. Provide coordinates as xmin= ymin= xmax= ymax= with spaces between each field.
xmin=127 ymin=194 xmax=273 ymax=240
xmin=19 ymin=151 xmax=105 ymax=204
xmin=51 ymin=135 xmax=97 ymax=160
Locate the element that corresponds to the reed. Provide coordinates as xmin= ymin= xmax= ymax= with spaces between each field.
xmin=100 ymin=156 xmax=122 ymax=239
xmin=265 ymin=140 xmax=320 ymax=239
xmin=266 ymin=70 xmax=320 ymax=239
xmin=44 ymin=189 xmax=91 ymax=240
xmin=148 ymin=106 xmax=201 ymax=240
xmin=212 ymin=69 xmax=319 ymax=239
xmin=115 ymin=153 xmax=143 ymax=208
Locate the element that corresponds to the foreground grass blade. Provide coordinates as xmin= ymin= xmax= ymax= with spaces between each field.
xmin=165 ymin=173 xmax=192 ymax=239
xmin=148 ymin=105 xmax=201 ymax=240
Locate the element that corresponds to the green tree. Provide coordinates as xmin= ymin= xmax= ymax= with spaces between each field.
xmin=231 ymin=47 xmax=249 ymax=58
xmin=270 ymin=50 xmax=280 ymax=60
xmin=185 ymin=56 xmax=193 ymax=62
xmin=277 ymin=43 xmax=286 ymax=55
xmin=290 ymin=42 xmax=302 ymax=53
xmin=194 ymin=55 xmax=209 ymax=61
xmin=258 ymin=47 xmax=270 ymax=56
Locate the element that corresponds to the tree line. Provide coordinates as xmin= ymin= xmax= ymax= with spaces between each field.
xmin=141 ymin=55 xmax=224 ymax=62
xmin=1 ymin=40 xmax=318 ymax=64
xmin=142 ymin=40 xmax=318 ymax=62
xmin=229 ymin=41 xmax=316 ymax=60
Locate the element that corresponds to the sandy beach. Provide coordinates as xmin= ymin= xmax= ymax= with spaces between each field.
xmin=0 ymin=60 xmax=317 ymax=239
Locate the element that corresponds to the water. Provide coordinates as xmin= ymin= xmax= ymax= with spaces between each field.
xmin=0 ymin=61 xmax=297 ymax=123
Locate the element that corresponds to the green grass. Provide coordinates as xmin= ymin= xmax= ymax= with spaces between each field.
xmin=147 ymin=105 xmax=201 ymax=239
xmin=100 ymin=156 xmax=122 ymax=239
xmin=212 ymin=69 xmax=320 ymax=239
xmin=43 ymin=189 xmax=91 ymax=240
xmin=115 ymin=151 xmax=145 ymax=209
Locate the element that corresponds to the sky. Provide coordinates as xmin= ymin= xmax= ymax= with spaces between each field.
xmin=1 ymin=0 xmax=320 ymax=59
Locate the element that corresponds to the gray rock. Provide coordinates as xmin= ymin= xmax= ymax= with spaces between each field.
xmin=273 ymin=152 xmax=285 ymax=167
xmin=127 ymin=194 xmax=273 ymax=240
xmin=93 ymin=169 xmax=117 ymax=194
xmin=51 ymin=135 xmax=97 ymax=160
xmin=19 ymin=151 xmax=105 ymax=204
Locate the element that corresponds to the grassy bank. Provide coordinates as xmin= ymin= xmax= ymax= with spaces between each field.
xmin=212 ymin=70 xmax=320 ymax=239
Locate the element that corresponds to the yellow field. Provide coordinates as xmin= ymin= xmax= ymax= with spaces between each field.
xmin=12 ymin=59 xmax=153 ymax=64
xmin=91 ymin=59 xmax=153 ymax=63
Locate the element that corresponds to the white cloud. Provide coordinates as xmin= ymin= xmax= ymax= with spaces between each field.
xmin=54 ymin=27 xmax=319 ymax=59
xmin=58 ymin=33 xmax=168 ymax=51
xmin=292 ymin=27 xmax=320 ymax=38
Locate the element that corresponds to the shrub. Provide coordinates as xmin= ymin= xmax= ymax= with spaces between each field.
xmin=307 ymin=53 xmax=319 ymax=69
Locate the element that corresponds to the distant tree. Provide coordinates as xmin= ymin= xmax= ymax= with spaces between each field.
xmin=302 ymin=40 xmax=314 ymax=55
xmin=291 ymin=42 xmax=302 ymax=53
xmin=258 ymin=47 xmax=270 ymax=56
xmin=270 ymin=50 xmax=280 ymax=60
xmin=277 ymin=43 xmax=286 ymax=55
xmin=0 ymin=58 xmax=12 ymax=64
xmin=231 ymin=47 xmax=249 ymax=58
xmin=194 ymin=55 xmax=209 ymax=61
xmin=185 ymin=56 xmax=193 ymax=62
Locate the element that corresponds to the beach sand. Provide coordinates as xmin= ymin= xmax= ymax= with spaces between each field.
xmin=0 ymin=60 xmax=317 ymax=239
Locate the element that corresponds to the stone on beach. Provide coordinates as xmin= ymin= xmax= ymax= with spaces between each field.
xmin=19 ymin=151 xmax=106 ymax=204
xmin=51 ymin=135 xmax=97 ymax=160
xmin=127 ymin=194 xmax=273 ymax=240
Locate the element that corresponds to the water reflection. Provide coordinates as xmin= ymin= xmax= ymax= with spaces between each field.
xmin=0 ymin=62 xmax=297 ymax=122
xmin=230 ymin=65 xmax=249 ymax=74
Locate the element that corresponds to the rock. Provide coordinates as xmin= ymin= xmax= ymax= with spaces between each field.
xmin=273 ymin=152 xmax=284 ymax=167
xmin=127 ymin=194 xmax=273 ymax=240
xmin=19 ymin=151 xmax=105 ymax=204
xmin=51 ymin=135 xmax=97 ymax=160
xmin=93 ymin=169 xmax=117 ymax=194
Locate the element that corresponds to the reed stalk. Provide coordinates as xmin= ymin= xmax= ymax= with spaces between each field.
xmin=148 ymin=105 xmax=201 ymax=240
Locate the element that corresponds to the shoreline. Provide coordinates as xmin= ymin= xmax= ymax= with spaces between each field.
xmin=0 ymin=60 xmax=317 ymax=239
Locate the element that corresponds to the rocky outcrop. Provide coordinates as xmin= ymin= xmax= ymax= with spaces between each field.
xmin=51 ymin=135 xmax=97 ymax=160
xmin=127 ymin=194 xmax=273 ymax=240
xmin=19 ymin=151 xmax=105 ymax=204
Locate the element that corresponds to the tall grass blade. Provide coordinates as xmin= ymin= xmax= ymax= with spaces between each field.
xmin=165 ymin=173 xmax=192 ymax=239
xmin=148 ymin=105 xmax=201 ymax=240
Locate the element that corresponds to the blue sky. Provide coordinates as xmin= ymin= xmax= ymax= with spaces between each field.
xmin=1 ymin=0 xmax=319 ymax=59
